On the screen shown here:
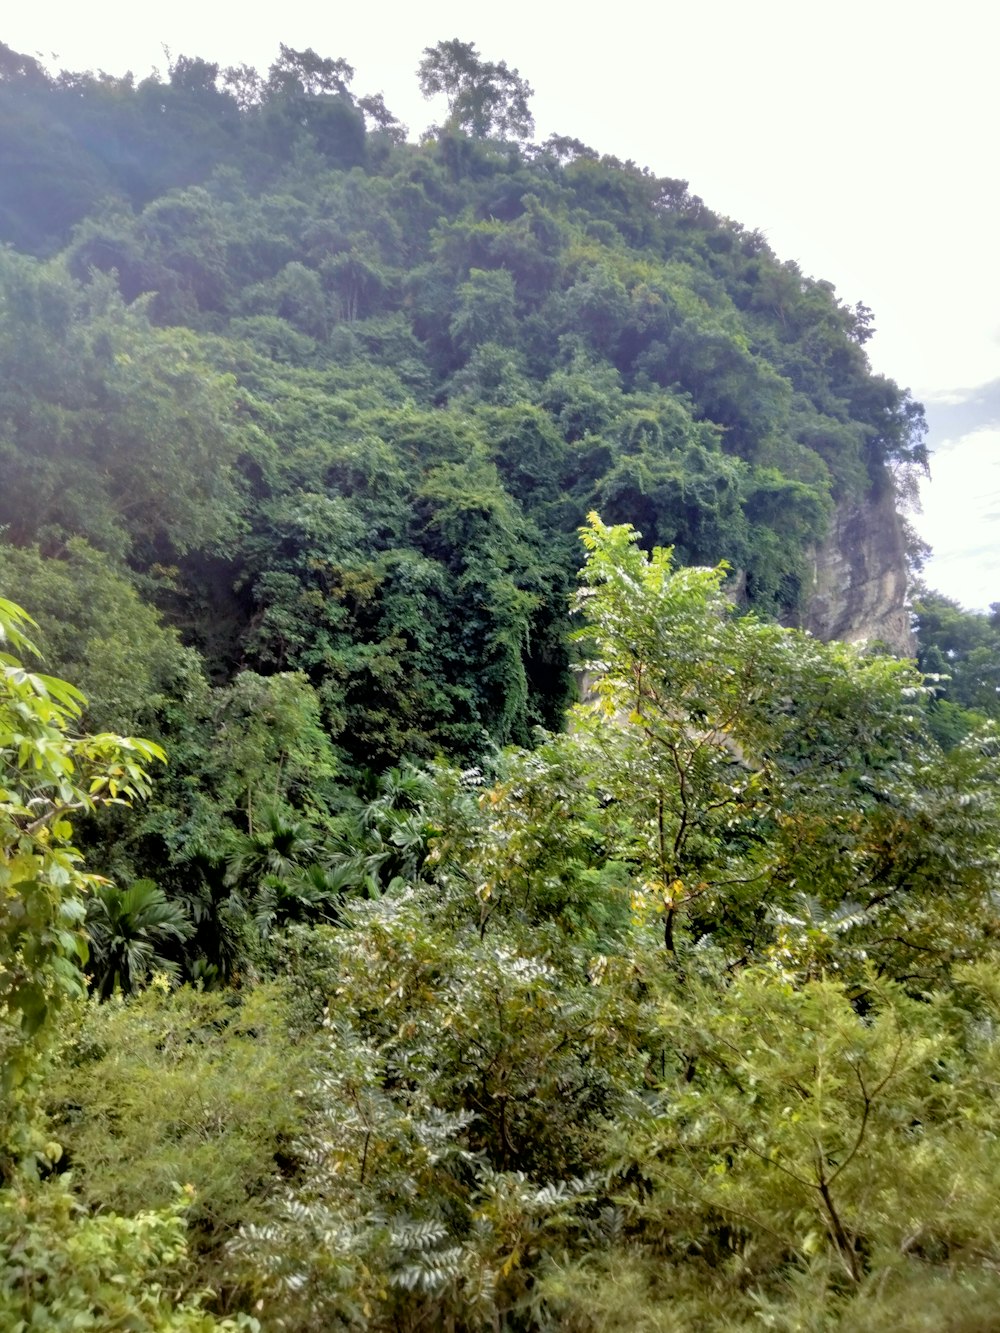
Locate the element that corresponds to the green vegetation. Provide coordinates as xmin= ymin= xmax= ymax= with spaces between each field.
xmin=0 ymin=33 xmax=989 ymax=1330
xmin=912 ymin=587 xmax=1000 ymax=746
xmin=0 ymin=30 xmax=933 ymax=907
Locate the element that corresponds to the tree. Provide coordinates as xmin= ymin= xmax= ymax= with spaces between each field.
xmin=260 ymin=45 xmax=366 ymax=169
xmin=418 ymin=40 xmax=534 ymax=141
xmin=85 ymin=879 xmax=190 ymax=999
xmin=0 ymin=251 xmax=247 ymax=566
xmin=0 ymin=1184 xmax=256 ymax=1330
xmin=913 ymin=587 xmax=1000 ymax=721
xmin=266 ymin=45 xmax=354 ymax=98
xmin=356 ymin=92 xmax=407 ymax=143
xmin=0 ymin=596 xmax=164 ymax=1159
xmin=0 ymin=539 xmax=201 ymax=736
xmin=569 ymin=514 xmax=995 ymax=972
xmin=449 ymin=267 xmax=517 ymax=356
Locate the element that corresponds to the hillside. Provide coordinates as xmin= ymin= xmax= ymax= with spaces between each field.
xmin=8 ymin=40 xmax=1000 ymax=1333
xmin=0 ymin=41 xmax=928 ymax=764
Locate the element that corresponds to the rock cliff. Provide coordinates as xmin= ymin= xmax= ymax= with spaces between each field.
xmin=799 ymin=480 xmax=913 ymax=654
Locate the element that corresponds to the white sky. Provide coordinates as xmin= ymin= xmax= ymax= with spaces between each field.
xmin=6 ymin=0 xmax=999 ymax=605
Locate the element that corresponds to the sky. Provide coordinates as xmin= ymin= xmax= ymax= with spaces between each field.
xmin=5 ymin=1 xmax=999 ymax=606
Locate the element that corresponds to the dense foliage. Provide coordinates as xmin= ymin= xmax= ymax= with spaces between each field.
xmin=3 ymin=517 xmax=1000 ymax=1327
xmin=912 ymin=587 xmax=1000 ymax=746
xmin=0 ymin=35 xmax=927 ymax=775
xmin=0 ymin=33 xmax=985 ymax=1330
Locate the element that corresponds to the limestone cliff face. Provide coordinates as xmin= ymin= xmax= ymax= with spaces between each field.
xmin=799 ymin=480 xmax=913 ymax=654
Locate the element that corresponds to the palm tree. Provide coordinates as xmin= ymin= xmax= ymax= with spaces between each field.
xmin=340 ymin=765 xmax=439 ymax=895
xmin=86 ymin=879 xmax=191 ymax=1000
xmin=224 ymin=804 xmax=319 ymax=895
xmin=225 ymin=804 xmax=338 ymax=942
xmin=252 ymin=860 xmax=359 ymax=938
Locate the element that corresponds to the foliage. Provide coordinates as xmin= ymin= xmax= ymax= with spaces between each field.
xmin=45 ymin=982 xmax=313 ymax=1300
xmin=0 ymin=606 xmax=254 ymax=1330
xmin=0 ymin=596 xmax=164 ymax=1155
xmin=0 ymin=34 xmax=927 ymax=798
xmin=418 ymin=39 xmax=535 ymax=141
xmin=0 ymin=539 xmax=202 ymax=735
xmin=85 ymin=879 xmax=191 ymax=998
xmin=0 ymin=34 xmax=985 ymax=1330
xmin=0 ymin=1180 xmax=256 ymax=1331
xmin=0 ymin=254 xmax=247 ymax=566
xmin=912 ymin=586 xmax=1000 ymax=745
xmin=568 ymin=514 xmax=967 ymax=973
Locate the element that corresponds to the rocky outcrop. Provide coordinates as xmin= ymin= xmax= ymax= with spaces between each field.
xmin=799 ymin=480 xmax=913 ymax=654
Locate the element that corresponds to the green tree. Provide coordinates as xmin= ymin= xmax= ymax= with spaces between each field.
xmin=259 ymin=46 xmax=366 ymax=168
xmin=0 ymin=1184 xmax=255 ymax=1331
xmin=913 ymin=587 xmax=1000 ymax=734
xmin=44 ymin=981 xmax=311 ymax=1301
xmin=0 ymin=540 xmax=201 ymax=736
xmin=450 ymin=267 xmax=518 ymax=356
xmin=85 ymin=879 xmax=191 ymax=999
xmin=569 ymin=514 xmax=985 ymax=971
xmin=0 ymin=596 xmax=164 ymax=1183
xmin=0 ymin=252 xmax=247 ymax=566
xmin=418 ymin=40 xmax=534 ymax=140
xmin=266 ymin=45 xmax=354 ymax=98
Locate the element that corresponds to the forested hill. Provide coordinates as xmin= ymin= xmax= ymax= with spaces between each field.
xmin=0 ymin=37 xmax=928 ymax=776
xmin=13 ymin=39 xmax=1000 ymax=1333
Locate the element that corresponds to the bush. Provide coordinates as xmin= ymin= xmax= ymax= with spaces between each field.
xmin=46 ymin=981 xmax=313 ymax=1301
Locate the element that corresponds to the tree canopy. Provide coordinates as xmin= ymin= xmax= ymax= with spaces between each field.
xmin=418 ymin=39 xmax=535 ymax=140
xmin=0 ymin=34 xmax=982 ymax=1331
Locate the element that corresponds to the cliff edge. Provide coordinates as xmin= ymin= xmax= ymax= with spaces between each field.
xmin=800 ymin=480 xmax=913 ymax=655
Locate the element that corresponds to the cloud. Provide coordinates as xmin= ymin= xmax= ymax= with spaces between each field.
xmin=923 ymin=379 xmax=1000 ymax=451
xmin=918 ymin=425 xmax=1000 ymax=609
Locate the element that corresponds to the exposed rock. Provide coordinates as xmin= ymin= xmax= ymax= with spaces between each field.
xmin=799 ymin=479 xmax=914 ymax=654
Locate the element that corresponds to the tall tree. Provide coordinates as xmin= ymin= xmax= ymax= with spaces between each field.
xmin=418 ymin=39 xmax=534 ymax=140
